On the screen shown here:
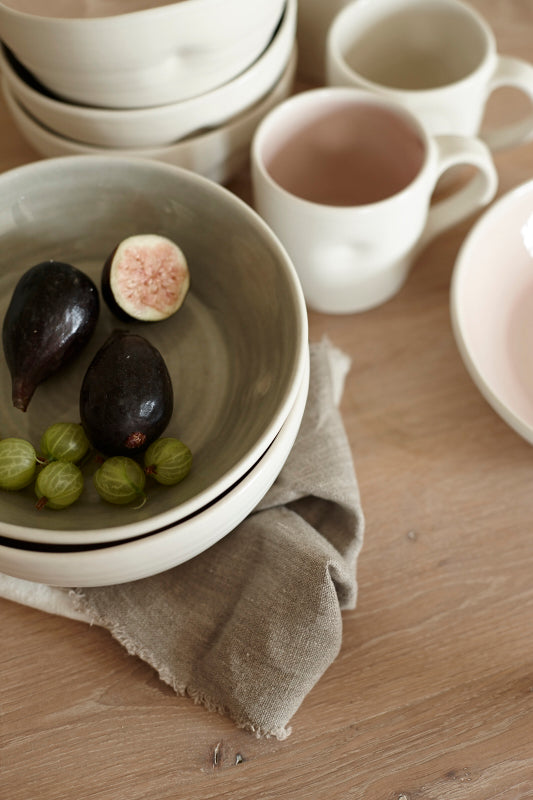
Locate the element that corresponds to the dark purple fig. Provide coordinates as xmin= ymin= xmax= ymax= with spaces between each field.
xmin=101 ymin=233 xmax=189 ymax=322
xmin=3 ymin=260 xmax=100 ymax=412
xmin=79 ymin=330 xmax=173 ymax=456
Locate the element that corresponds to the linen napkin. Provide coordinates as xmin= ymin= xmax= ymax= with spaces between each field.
xmin=0 ymin=338 xmax=364 ymax=739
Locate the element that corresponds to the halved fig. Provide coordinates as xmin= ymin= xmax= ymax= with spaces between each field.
xmin=101 ymin=233 xmax=189 ymax=322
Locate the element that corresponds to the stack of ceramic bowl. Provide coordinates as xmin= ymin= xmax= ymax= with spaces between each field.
xmin=0 ymin=155 xmax=309 ymax=587
xmin=0 ymin=0 xmax=297 ymax=184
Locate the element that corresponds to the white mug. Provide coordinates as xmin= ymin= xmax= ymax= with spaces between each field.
xmin=251 ymin=87 xmax=498 ymax=314
xmin=326 ymin=0 xmax=533 ymax=152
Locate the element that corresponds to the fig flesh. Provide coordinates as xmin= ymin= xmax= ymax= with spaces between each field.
xmin=101 ymin=234 xmax=189 ymax=322
xmin=2 ymin=260 xmax=100 ymax=412
xmin=79 ymin=330 xmax=174 ymax=456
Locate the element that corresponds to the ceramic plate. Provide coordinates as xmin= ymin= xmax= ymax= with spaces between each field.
xmin=451 ymin=179 xmax=533 ymax=444
xmin=0 ymin=351 xmax=309 ymax=586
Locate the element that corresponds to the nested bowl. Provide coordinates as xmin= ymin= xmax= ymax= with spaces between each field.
xmin=0 ymin=0 xmax=286 ymax=108
xmin=1 ymin=46 xmax=297 ymax=185
xmin=0 ymin=0 xmax=296 ymax=149
xmin=0 ymin=155 xmax=308 ymax=546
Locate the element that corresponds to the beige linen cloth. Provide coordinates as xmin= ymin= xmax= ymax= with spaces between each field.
xmin=0 ymin=339 xmax=364 ymax=739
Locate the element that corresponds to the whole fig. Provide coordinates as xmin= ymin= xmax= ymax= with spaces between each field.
xmin=79 ymin=330 xmax=174 ymax=456
xmin=3 ymin=260 xmax=100 ymax=411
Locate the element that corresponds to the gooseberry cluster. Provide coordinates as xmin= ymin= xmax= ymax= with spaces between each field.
xmin=0 ymin=423 xmax=192 ymax=511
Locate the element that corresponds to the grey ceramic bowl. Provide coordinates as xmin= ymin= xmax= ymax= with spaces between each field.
xmin=0 ymin=155 xmax=308 ymax=545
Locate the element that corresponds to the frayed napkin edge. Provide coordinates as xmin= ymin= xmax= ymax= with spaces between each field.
xmin=70 ymin=587 xmax=292 ymax=740
xmin=0 ymin=336 xmax=355 ymax=741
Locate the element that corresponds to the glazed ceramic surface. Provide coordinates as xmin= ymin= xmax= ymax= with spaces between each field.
xmin=0 ymin=0 xmax=285 ymax=107
xmin=0 ymin=155 xmax=308 ymax=546
xmin=1 ymin=48 xmax=297 ymax=185
xmin=451 ymin=179 xmax=533 ymax=444
xmin=326 ymin=0 xmax=533 ymax=151
xmin=0 ymin=353 xmax=309 ymax=585
xmin=251 ymin=87 xmax=497 ymax=314
xmin=0 ymin=0 xmax=295 ymax=148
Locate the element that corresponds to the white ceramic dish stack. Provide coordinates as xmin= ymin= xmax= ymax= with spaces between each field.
xmin=0 ymin=155 xmax=309 ymax=586
xmin=0 ymin=0 xmax=286 ymax=108
xmin=0 ymin=0 xmax=297 ymax=183
xmin=2 ymin=49 xmax=297 ymax=185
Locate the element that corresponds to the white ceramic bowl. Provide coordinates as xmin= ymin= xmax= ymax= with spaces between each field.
xmin=0 ymin=0 xmax=296 ymax=148
xmin=0 ymin=0 xmax=286 ymax=108
xmin=1 ymin=47 xmax=297 ymax=185
xmin=0 ymin=353 xmax=309 ymax=585
xmin=0 ymin=155 xmax=308 ymax=549
xmin=451 ymin=179 xmax=533 ymax=445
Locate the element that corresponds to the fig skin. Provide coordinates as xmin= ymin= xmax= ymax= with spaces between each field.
xmin=79 ymin=330 xmax=174 ymax=457
xmin=2 ymin=260 xmax=100 ymax=412
xmin=101 ymin=233 xmax=190 ymax=323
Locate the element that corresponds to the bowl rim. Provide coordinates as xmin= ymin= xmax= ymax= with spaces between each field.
xmin=0 ymin=0 xmax=293 ymax=119
xmin=0 ymin=46 xmax=298 ymax=159
xmin=0 ymin=0 xmax=279 ymax=24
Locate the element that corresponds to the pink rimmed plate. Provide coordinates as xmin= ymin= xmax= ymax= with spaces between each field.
xmin=451 ymin=180 xmax=533 ymax=444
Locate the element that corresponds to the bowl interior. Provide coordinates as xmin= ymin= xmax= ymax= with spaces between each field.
xmin=0 ymin=156 xmax=307 ymax=540
xmin=451 ymin=180 xmax=533 ymax=443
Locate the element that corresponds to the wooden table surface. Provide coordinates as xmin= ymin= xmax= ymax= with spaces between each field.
xmin=2 ymin=2 xmax=533 ymax=798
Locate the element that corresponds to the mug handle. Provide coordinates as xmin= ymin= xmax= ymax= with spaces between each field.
xmin=482 ymin=55 xmax=533 ymax=151
xmin=419 ymin=135 xmax=498 ymax=250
